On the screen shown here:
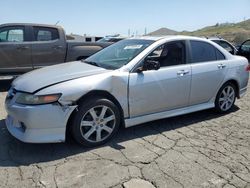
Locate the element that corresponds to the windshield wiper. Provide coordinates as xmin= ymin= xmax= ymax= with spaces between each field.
xmin=83 ymin=60 xmax=101 ymax=67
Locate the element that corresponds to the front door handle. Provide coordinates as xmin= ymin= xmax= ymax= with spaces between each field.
xmin=52 ymin=45 xmax=63 ymax=50
xmin=218 ymin=64 xmax=226 ymax=69
xmin=16 ymin=46 xmax=29 ymax=50
xmin=177 ymin=70 xmax=189 ymax=76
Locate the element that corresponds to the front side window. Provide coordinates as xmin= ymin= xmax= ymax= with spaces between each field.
xmin=0 ymin=27 xmax=24 ymax=42
xmin=84 ymin=39 xmax=154 ymax=70
xmin=33 ymin=27 xmax=59 ymax=41
xmin=147 ymin=41 xmax=186 ymax=67
xmin=190 ymin=41 xmax=217 ymax=63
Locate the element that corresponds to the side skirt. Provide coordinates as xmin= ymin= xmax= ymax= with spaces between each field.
xmin=124 ymin=102 xmax=215 ymax=128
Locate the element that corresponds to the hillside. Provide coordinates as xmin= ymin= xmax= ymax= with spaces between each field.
xmin=148 ymin=19 xmax=250 ymax=44
xmin=147 ymin=27 xmax=177 ymax=36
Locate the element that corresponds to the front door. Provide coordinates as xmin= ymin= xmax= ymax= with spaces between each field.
xmin=0 ymin=26 xmax=32 ymax=74
xmin=129 ymin=40 xmax=191 ymax=117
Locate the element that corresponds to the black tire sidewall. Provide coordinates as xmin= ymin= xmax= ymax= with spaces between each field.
xmin=71 ymin=97 xmax=121 ymax=147
xmin=215 ymin=83 xmax=236 ymax=113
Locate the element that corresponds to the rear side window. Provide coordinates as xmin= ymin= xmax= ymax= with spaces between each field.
xmin=190 ymin=41 xmax=217 ymax=63
xmin=33 ymin=27 xmax=59 ymax=41
xmin=216 ymin=49 xmax=225 ymax=60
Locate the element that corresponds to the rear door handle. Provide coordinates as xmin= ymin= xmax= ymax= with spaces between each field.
xmin=218 ymin=64 xmax=226 ymax=69
xmin=177 ymin=70 xmax=189 ymax=76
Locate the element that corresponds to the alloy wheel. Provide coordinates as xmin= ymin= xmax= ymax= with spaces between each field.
xmin=79 ymin=105 xmax=116 ymax=143
xmin=218 ymin=85 xmax=235 ymax=111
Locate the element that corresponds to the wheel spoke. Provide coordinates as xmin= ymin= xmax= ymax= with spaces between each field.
xmin=222 ymin=90 xmax=227 ymax=97
xmin=221 ymin=101 xmax=227 ymax=109
xmin=228 ymin=98 xmax=233 ymax=103
xmin=99 ymin=106 xmax=108 ymax=119
xmin=104 ymin=115 xmax=115 ymax=124
xmin=229 ymin=92 xmax=234 ymax=98
xmin=81 ymin=121 xmax=93 ymax=127
xmin=96 ymin=129 xmax=102 ymax=142
xmin=227 ymin=87 xmax=231 ymax=95
xmin=219 ymin=97 xmax=225 ymax=102
xmin=102 ymin=125 xmax=113 ymax=133
xmin=84 ymin=127 xmax=96 ymax=139
xmin=89 ymin=108 xmax=98 ymax=120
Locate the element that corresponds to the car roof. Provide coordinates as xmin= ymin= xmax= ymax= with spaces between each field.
xmin=0 ymin=23 xmax=62 ymax=29
xmin=128 ymin=35 xmax=214 ymax=42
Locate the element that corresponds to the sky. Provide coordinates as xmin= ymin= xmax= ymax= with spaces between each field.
xmin=1 ymin=0 xmax=250 ymax=36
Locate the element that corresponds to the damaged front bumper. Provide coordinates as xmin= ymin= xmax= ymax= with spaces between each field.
xmin=5 ymin=95 xmax=77 ymax=143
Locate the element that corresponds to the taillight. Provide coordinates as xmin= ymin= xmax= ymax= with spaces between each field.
xmin=246 ymin=64 xmax=250 ymax=72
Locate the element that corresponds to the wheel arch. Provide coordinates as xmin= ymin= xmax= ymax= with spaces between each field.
xmin=65 ymin=90 xmax=125 ymax=141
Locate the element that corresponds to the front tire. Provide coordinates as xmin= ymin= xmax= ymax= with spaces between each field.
xmin=215 ymin=83 xmax=236 ymax=113
xmin=71 ymin=97 xmax=121 ymax=147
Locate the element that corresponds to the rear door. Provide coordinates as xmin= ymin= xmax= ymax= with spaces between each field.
xmin=31 ymin=26 xmax=67 ymax=68
xmin=188 ymin=40 xmax=228 ymax=105
xmin=0 ymin=26 xmax=32 ymax=74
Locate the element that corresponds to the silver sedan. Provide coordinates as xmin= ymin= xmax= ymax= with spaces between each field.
xmin=5 ymin=36 xmax=250 ymax=147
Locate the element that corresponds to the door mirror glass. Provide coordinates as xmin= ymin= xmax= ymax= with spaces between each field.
xmin=144 ymin=59 xmax=160 ymax=71
xmin=136 ymin=59 xmax=160 ymax=72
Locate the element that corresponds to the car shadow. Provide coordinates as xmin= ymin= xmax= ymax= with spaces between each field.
xmin=0 ymin=105 xmax=239 ymax=167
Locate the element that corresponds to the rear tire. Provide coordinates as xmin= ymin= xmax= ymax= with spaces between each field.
xmin=215 ymin=82 xmax=236 ymax=113
xmin=71 ymin=97 xmax=121 ymax=147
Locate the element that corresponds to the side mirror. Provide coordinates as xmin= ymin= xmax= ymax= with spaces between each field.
xmin=136 ymin=59 xmax=160 ymax=73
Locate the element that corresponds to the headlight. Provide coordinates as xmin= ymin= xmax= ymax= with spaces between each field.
xmin=16 ymin=93 xmax=61 ymax=105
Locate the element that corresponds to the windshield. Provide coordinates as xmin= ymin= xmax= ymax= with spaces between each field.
xmin=83 ymin=39 xmax=154 ymax=70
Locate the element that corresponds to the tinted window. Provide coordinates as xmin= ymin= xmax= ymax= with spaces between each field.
xmin=0 ymin=27 xmax=24 ymax=42
xmin=216 ymin=49 xmax=225 ymax=60
xmin=147 ymin=41 xmax=186 ymax=67
xmin=33 ymin=27 xmax=59 ymax=41
xmin=213 ymin=40 xmax=234 ymax=54
xmin=190 ymin=41 xmax=216 ymax=63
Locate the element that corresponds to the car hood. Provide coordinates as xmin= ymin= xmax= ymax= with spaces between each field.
xmin=12 ymin=61 xmax=110 ymax=93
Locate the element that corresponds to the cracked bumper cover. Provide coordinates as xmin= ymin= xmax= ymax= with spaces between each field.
xmin=5 ymin=99 xmax=76 ymax=143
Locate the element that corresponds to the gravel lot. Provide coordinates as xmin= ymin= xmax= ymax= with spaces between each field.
xmin=0 ymin=79 xmax=250 ymax=188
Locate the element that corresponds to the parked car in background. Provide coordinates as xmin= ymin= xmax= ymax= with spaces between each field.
xmin=97 ymin=35 xmax=126 ymax=43
xmin=5 ymin=36 xmax=249 ymax=147
xmin=209 ymin=37 xmax=250 ymax=62
xmin=237 ymin=39 xmax=250 ymax=62
xmin=0 ymin=23 xmax=112 ymax=76
xmin=209 ymin=37 xmax=238 ymax=55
